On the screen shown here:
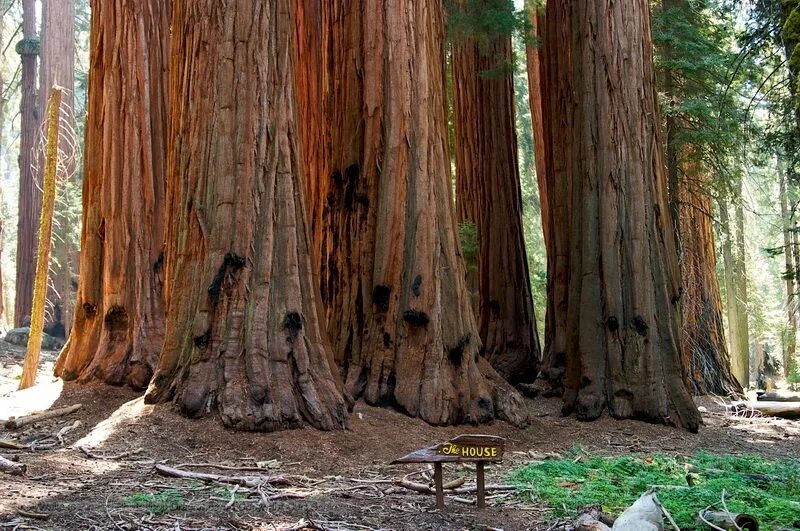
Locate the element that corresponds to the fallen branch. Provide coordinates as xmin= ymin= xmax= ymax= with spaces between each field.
xmin=154 ymin=463 xmax=290 ymax=488
xmin=0 ymin=440 xmax=28 ymax=450
xmin=79 ymin=446 xmax=143 ymax=460
xmin=16 ymin=510 xmax=49 ymax=521
xmin=57 ymin=421 xmax=82 ymax=445
xmin=175 ymin=462 xmax=274 ymax=473
xmin=0 ymin=455 xmax=26 ymax=476
xmin=393 ymin=478 xmax=514 ymax=495
xmin=4 ymin=404 xmax=83 ymax=429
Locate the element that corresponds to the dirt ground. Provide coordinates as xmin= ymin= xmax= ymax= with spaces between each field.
xmin=1 ymin=343 xmax=799 ymax=531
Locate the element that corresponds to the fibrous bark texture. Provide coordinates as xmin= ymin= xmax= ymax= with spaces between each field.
xmin=543 ymin=0 xmax=701 ymax=431
xmin=320 ymin=0 xmax=527 ymax=426
xmin=39 ymin=0 xmax=77 ymax=338
xmin=145 ymin=0 xmax=348 ymax=432
xmin=14 ymin=0 xmax=39 ymax=327
xmin=780 ymin=161 xmax=797 ymax=379
xmin=677 ymin=173 xmax=742 ymax=396
xmin=54 ymin=0 xmax=169 ymax=389
xmin=451 ymin=26 xmax=541 ymax=385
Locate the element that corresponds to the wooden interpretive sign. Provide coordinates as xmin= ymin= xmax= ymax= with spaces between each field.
xmin=391 ymin=434 xmax=505 ymax=510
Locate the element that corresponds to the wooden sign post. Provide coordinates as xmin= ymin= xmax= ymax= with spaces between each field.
xmin=391 ymin=434 xmax=505 ymax=510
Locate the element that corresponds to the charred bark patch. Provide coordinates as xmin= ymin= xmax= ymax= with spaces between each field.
xmin=607 ymin=316 xmax=619 ymax=332
xmin=632 ymin=316 xmax=649 ymax=337
xmin=283 ymin=312 xmax=303 ymax=340
xmin=355 ymin=194 xmax=369 ymax=207
xmin=489 ymin=300 xmax=501 ymax=315
xmin=403 ymin=310 xmax=430 ymax=327
xmin=193 ymin=329 xmax=211 ymax=349
xmin=153 ymin=251 xmax=164 ymax=273
xmin=383 ymin=332 xmax=391 ymax=348
xmin=372 ymin=285 xmax=391 ymax=312
xmin=448 ymin=334 xmax=471 ymax=365
xmin=104 ymin=306 xmax=128 ymax=332
xmin=83 ymin=302 xmax=97 ymax=318
xmin=411 ymin=275 xmax=423 ymax=296
xmin=208 ymin=252 xmax=246 ymax=305
xmin=580 ymin=376 xmax=591 ymax=388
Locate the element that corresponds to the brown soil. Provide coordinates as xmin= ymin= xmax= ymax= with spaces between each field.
xmin=1 ymin=344 xmax=798 ymax=530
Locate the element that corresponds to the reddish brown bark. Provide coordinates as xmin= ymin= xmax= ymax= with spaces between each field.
xmin=543 ymin=0 xmax=701 ymax=431
xmin=451 ymin=31 xmax=541 ymax=384
xmin=320 ymin=0 xmax=526 ymax=426
xmin=295 ymin=1 xmax=329 ymax=266
xmin=14 ymin=0 xmax=39 ymax=327
xmin=38 ymin=0 xmax=76 ymax=339
xmin=678 ymin=173 xmax=742 ymax=396
xmin=146 ymin=0 xmax=348 ymax=431
xmin=54 ymin=0 xmax=170 ymax=389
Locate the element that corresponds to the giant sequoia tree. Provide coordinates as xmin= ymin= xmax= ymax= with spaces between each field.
xmin=320 ymin=0 xmax=526 ymax=426
xmin=55 ymin=0 xmax=169 ymax=389
xmin=542 ymin=0 xmax=701 ymax=431
xmin=14 ymin=0 xmax=38 ymax=327
xmin=451 ymin=7 xmax=541 ymax=385
xmin=145 ymin=0 xmax=348 ymax=431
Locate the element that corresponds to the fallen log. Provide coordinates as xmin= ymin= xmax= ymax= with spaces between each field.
xmin=393 ymin=478 xmax=514 ymax=495
xmin=154 ymin=463 xmax=290 ymax=488
xmin=728 ymin=401 xmax=800 ymax=419
xmin=0 ymin=455 xmax=26 ymax=476
xmin=0 ymin=439 xmax=28 ymax=450
xmin=756 ymin=391 xmax=800 ymax=403
xmin=699 ymin=510 xmax=758 ymax=530
xmin=4 ymin=404 xmax=83 ymax=429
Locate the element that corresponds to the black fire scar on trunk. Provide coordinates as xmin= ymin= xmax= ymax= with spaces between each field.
xmin=372 ymin=285 xmax=391 ymax=312
xmin=283 ymin=312 xmax=303 ymax=341
xmin=403 ymin=310 xmax=430 ymax=327
xmin=411 ymin=275 xmax=423 ymax=296
xmin=208 ymin=252 xmax=246 ymax=305
xmin=447 ymin=334 xmax=471 ymax=365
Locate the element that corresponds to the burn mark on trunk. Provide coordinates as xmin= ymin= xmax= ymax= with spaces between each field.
xmin=607 ymin=316 xmax=619 ymax=332
xmin=411 ymin=275 xmax=423 ymax=296
xmin=632 ymin=316 xmax=649 ymax=337
xmin=208 ymin=252 xmax=246 ymax=305
xmin=447 ymin=334 xmax=471 ymax=365
xmin=153 ymin=251 xmax=164 ymax=273
xmin=104 ymin=306 xmax=128 ymax=332
xmin=283 ymin=312 xmax=303 ymax=341
xmin=83 ymin=302 xmax=97 ymax=318
xmin=383 ymin=332 xmax=392 ymax=348
xmin=193 ymin=329 xmax=211 ymax=349
xmin=372 ymin=285 xmax=391 ymax=312
xmin=489 ymin=300 xmax=501 ymax=315
xmin=403 ymin=310 xmax=430 ymax=327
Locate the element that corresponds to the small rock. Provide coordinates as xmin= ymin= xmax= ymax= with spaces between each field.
xmin=697 ymin=406 xmax=708 ymax=413
xmin=3 ymin=327 xmax=64 ymax=351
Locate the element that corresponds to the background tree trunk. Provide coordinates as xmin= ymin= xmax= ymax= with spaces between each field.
xmin=295 ymin=0 xmax=329 ymax=266
xmin=14 ymin=0 xmax=39 ymax=327
xmin=451 ymin=27 xmax=541 ymax=385
xmin=145 ymin=0 xmax=348 ymax=432
xmin=54 ymin=0 xmax=170 ymax=389
xmin=734 ymin=182 xmax=751 ymax=386
xmin=320 ymin=0 xmax=527 ymax=426
xmin=779 ymin=160 xmax=797 ymax=380
xmin=719 ymin=195 xmax=746 ymax=387
xmin=544 ymin=0 xmax=701 ymax=431
xmin=38 ymin=0 xmax=76 ymax=340
xmin=677 ymin=172 xmax=742 ymax=396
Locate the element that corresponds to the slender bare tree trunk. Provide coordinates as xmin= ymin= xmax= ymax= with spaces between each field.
xmin=320 ymin=0 xmax=527 ymax=426
xmin=779 ymin=159 xmax=797 ymax=380
xmin=146 ymin=0 xmax=349 ymax=432
xmin=543 ymin=0 xmax=700 ymax=431
xmin=14 ymin=0 xmax=39 ymax=327
xmin=718 ymin=194 xmax=747 ymax=388
xmin=451 ymin=24 xmax=541 ymax=385
xmin=734 ymin=181 xmax=751 ymax=386
xmin=54 ymin=0 xmax=170 ymax=389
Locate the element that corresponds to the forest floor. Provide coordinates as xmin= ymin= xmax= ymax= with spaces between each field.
xmin=1 ymin=343 xmax=799 ymax=531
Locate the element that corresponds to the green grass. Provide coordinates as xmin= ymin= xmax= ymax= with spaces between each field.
xmin=122 ymin=489 xmax=184 ymax=514
xmin=509 ymin=449 xmax=800 ymax=529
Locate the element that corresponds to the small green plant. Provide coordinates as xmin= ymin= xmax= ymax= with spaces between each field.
xmin=510 ymin=449 xmax=800 ymax=530
xmin=122 ymin=490 xmax=184 ymax=514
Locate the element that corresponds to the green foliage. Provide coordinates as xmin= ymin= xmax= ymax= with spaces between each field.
xmin=458 ymin=220 xmax=479 ymax=274
xmin=510 ymin=450 xmax=800 ymax=530
xmin=122 ymin=490 xmax=184 ymax=514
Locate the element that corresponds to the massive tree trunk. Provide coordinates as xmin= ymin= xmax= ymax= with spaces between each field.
xmin=677 ymin=173 xmax=742 ymax=396
xmin=294 ymin=1 xmax=329 ymax=266
xmin=38 ymin=0 xmax=76 ymax=340
xmin=451 ymin=23 xmax=541 ymax=385
xmin=54 ymin=0 xmax=169 ymax=389
xmin=14 ymin=0 xmax=39 ymax=327
xmin=145 ymin=0 xmax=348 ymax=432
xmin=320 ymin=0 xmax=526 ymax=426
xmin=543 ymin=0 xmax=701 ymax=431
xmin=779 ymin=160 xmax=797 ymax=379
